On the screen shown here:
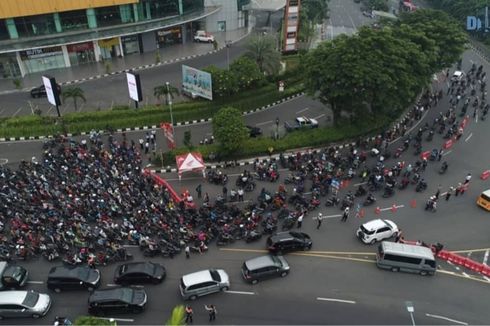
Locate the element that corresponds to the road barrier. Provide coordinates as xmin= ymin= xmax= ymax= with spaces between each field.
xmin=481 ymin=170 xmax=490 ymax=180
xmin=443 ymin=139 xmax=453 ymax=149
xmin=410 ymin=199 xmax=417 ymax=208
xmin=375 ymin=206 xmax=381 ymax=214
xmin=391 ymin=204 xmax=397 ymax=213
xmin=437 ymin=250 xmax=489 ymax=275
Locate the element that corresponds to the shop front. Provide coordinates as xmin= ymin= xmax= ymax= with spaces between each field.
xmin=0 ymin=53 xmax=21 ymax=78
xmin=98 ymin=37 xmax=122 ymax=60
xmin=121 ymin=35 xmax=141 ymax=55
xmin=67 ymin=42 xmax=96 ymax=66
xmin=19 ymin=46 xmax=66 ymax=74
xmin=156 ymin=27 xmax=182 ymax=47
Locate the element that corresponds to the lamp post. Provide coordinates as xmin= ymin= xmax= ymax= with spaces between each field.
xmin=405 ymin=301 xmax=416 ymax=326
xmin=225 ymin=40 xmax=232 ymax=70
xmin=165 ymin=82 xmax=175 ymax=145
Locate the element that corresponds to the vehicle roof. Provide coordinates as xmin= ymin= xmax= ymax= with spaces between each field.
xmin=89 ymin=288 xmax=136 ymax=302
xmin=245 ymin=255 xmax=279 ymax=270
xmin=482 ymin=189 xmax=490 ymax=197
xmin=362 ymin=219 xmax=395 ymax=231
xmin=453 ymin=71 xmax=463 ymax=76
xmin=181 ymin=269 xmax=214 ymax=286
xmin=120 ymin=262 xmax=156 ymax=275
xmin=296 ymin=117 xmax=309 ymax=122
xmin=0 ymin=291 xmax=29 ymax=304
xmin=381 ymin=241 xmax=435 ymax=259
xmin=48 ymin=265 xmax=93 ymax=278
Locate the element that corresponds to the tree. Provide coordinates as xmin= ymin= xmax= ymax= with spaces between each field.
xmin=62 ymin=86 xmax=86 ymax=112
xmin=74 ymin=316 xmax=116 ymax=325
xmin=427 ymin=0 xmax=487 ymax=22
xmin=165 ymin=304 xmax=185 ymax=326
xmin=244 ymin=35 xmax=281 ymax=75
xmin=212 ymin=107 xmax=248 ymax=155
xmin=154 ymin=83 xmax=180 ymax=105
xmin=229 ymin=56 xmax=265 ymax=90
xmin=203 ymin=65 xmax=239 ymax=98
xmin=366 ymin=0 xmax=388 ymax=11
xmin=300 ymin=0 xmax=329 ymax=44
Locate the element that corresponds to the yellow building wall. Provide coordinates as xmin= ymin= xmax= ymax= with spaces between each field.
xmin=0 ymin=0 xmax=139 ymax=19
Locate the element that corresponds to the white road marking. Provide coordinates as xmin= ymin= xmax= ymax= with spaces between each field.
xmin=462 ymin=272 xmax=470 ymax=277
xmin=11 ymin=107 xmax=23 ymax=117
xmin=483 ymin=250 xmax=489 ymax=265
xmin=255 ymin=120 xmax=273 ymax=126
xmin=314 ymin=113 xmax=326 ymax=120
xmin=98 ymin=317 xmax=134 ymax=322
xmin=123 ymin=245 xmax=139 ymax=248
xmin=27 ymin=281 xmax=44 ymax=284
xmin=465 ymin=133 xmax=473 ymax=142
xmin=353 ymin=182 xmax=367 ymax=186
xmin=425 ymin=313 xmax=468 ymax=325
xmin=297 ymin=107 xmax=309 ymax=114
xmin=317 ymin=297 xmax=356 ymax=304
xmin=483 ymin=276 xmax=490 ymax=282
xmin=380 ymin=204 xmax=404 ymax=212
xmin=442 ymin=150 xmax=452 ymax=156
xmin=225 ymin=290 xmax=255 ymax=295
xmin=106 ymin=283 xmax=118 ymax=287
xmin=323 ymin=214 xmax=342 ymax=219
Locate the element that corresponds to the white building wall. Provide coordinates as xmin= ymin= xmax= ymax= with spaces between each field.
xmin=204 ymin=0 xmax=239 ymax=32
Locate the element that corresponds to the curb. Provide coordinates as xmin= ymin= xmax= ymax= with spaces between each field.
xmin=0 ymin=92 xmax=305 ymax=143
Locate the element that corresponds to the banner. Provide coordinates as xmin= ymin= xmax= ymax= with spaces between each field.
xmin=182 ymin=65 xmax=213 ymax=100
xmin=126 ymin=72 xmax=142 ymax=102
xmin=160 ymin=122 xmax=175 ymax=149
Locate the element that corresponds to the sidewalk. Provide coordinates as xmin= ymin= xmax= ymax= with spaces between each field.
xmin=0 ymin=28 xmax=250 ymax=94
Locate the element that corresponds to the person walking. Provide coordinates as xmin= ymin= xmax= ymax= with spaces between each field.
xmin=205 ymin=304 xmax=217 ymax=322
xmin=455 ymin=183 xmax=462 ymax=196
xmin=341 ymin=207 xmax=350 ymax=222
xmin=464 ymin=173 xmax=472 ymax=185
xmin=435 ymin=184 xmax=442 ymax=200
xmin=185 ymin=245 xmax=190 ymax=259
xmin=316 ymin=213 xmax=323 ymax=230
xmin=237 ymin=188 xmax=244 ymax=202
xmin=297 ymin=211 xmax=304 ymax=228
xmin=222 ymin=186 xmax=228 ymax=200
xmin=195 ymin=184 xmax=202 ymax=199
xmin=185 ymin=305 xmax=193 ymax=324
xmin=445 ymin=187 xmax=454 ymax=201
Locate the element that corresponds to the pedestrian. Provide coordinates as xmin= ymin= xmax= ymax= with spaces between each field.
xmin=395 ymin=229 xmax=403 ymax=243
xmin=144 ymin=142 xmax=149 ymax=154
xmin=341 ymin=207 xmax=350 ymax=222
xmin=435 ymin=184 xmax=442 ymax=200
xmin=438 ymin=149 xmax=443 ymax=161
xmin=185 ymin=305 xmax=193 ymax=324
xmin=460 ymin=183 xmax=467 ymax=195
xmin=204 ymin=304 xmax=217 ymax=322
xmin=222 ymin=186 xmax=227 ymax=199
xmin=237 ymin=188 xmax=244 ymax=202
xmin=204 ymin=192 xmax=210 ymax=203
xmin=316 ymin=213 xmax=323 ymax=230
xmin=455 ymin=183 xmax=462 ymax=196
xmin=139 ymin=138 xmax=144 ymax=150
xmin=297 ymin=212 xmax=304 ymax=228
xmin=445 ymin=187 xmax=454 ymax=201
xmin=195 ymin=184 xmax=202 ymax=199
xmin=464 ymin=173 xmax=472 ymax=185
xmin=151 ymin=129 xmax=156 ymax=144
xmin=185 ymin=245 xmax=190 ymax=259
xmin=422 ymin=158 xmax=427 ymax=171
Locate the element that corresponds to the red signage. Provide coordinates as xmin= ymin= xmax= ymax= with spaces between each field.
xmin=160 ymin=122 xmax=175 ymax=149
xmin=67 ymin=42 xmax=94 ymax=53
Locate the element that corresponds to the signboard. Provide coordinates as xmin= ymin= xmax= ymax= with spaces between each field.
xmin=467 ymin=6 xmax=489 ymax=32
xmin=42 ymin=75 xmax=61 ymax=106
xmin=160 ymin=122 xmax=175 ymax=149
xmin=20 ymin=46 xmax=62 ymax=60
xmin=126 ymin=72 xmax=142 ymax=102
xmin=182 ymin=65 xmax=213 ymax=100
xmin=282 ymin=0 xmax=301 ymax=53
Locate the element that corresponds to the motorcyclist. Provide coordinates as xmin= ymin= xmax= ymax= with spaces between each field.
xmin=440 ymin=161 xmax=448 ymax=172
xmin=366 ymin=193 xmax=376 ymax=203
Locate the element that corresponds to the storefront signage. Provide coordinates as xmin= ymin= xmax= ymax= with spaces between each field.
xmin=67 ymin=42 xmax=94 ymax=52
xmin=20 ymin=46 xmax=62 ymax=60
xmin=98 ymin=37 xmax=119 ymax=48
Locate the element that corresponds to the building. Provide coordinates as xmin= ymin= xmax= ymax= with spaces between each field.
xmin=0 ymin=0 xmax=250 ymax=78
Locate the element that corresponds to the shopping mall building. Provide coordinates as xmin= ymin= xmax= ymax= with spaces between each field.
xmin=0 ymin=0 xmax=251 ymax=78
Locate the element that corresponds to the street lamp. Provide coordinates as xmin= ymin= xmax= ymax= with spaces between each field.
xmin=405 ymin=301 xmax=416 ymax=326
xmin=165 ymin=82 xmax=175 ymax=144
xmin=225 ymin=41 xmax=232 ymax=70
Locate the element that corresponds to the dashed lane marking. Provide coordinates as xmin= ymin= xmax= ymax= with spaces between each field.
xmin=442 ymin=150 xmax=452 ymax=156
xmin=425 ymin=313 xmax=468 ymax=325
xmin=465 ymin=132 xmax=473 ymax=142
xmin=225 ymin=290 xmax=255 ymax=295
xmin=317 ymin=297 xmax=356 ymax=304
xmin=255 ymin=120 xmax=273 ymax=126
xmin=314 ymin=113 xmax=326 ymax=120
xmin=380 ymin=204 xmax=404 ymax=211
xmin=297 ymin=107 xmax=309 ymax=114
xmin=98 ymin=317 xmax=134 ymax=322
xmin=27 ymin=281 xmax=44 ymax=284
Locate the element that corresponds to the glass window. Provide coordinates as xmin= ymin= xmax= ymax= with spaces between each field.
xmin=60 ymin=10 xmax=88 ymax=32
xmin=142 ymin=0 xmax=179 ymax=19
xmin=182 ymin=0 xmax=204 ymax=14
xmin=22 ymin=292 xmax=39 ymax=308
xmin=95 ymin=6 xmax=122 ymax=27
xmin=0 ymin=20 xmax=9 ymax=40
xmin=237 ymin=0 xmax=250 ymax=11
xmin=15 ymin=14 xmax=56 ymax=37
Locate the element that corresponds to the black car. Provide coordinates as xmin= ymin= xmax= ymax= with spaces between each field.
xmin=0 ymin=262 xmax=28 ymax=290
xmin=30 ymin=84 xmax=61 ymax=98
xmin=88 ymin=288 xmax=147 ymax=315
xmin=47 ymin=266 xmax=101 ymax=293
xmin=114 ymin=262 xmax=166 ymax=285
xmin=267 ymin=231 xmax=312 ymax=253
xmin=246 ymin=125 xmax=262 ymax=138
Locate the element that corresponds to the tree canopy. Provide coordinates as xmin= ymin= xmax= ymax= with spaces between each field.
xmin=244 ymin=35 xmax=281 ymax=75
xmin=212 ymin=107 xmax=248 ymax=155
xmin=427 ymin=0 xmax=487 ymax=22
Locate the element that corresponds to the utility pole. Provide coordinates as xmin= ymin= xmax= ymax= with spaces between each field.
xmin=226 ymin=40 xmax=232 ymax=70
xmin=165 ymin=81 xmax=175 ymax=143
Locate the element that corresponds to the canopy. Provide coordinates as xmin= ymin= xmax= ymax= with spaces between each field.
xmin=176 ymin=152 xmax=206 ymax=179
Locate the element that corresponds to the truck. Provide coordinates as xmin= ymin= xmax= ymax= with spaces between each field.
xmin=284 ymin=117 xmax=319 ymax=132
xmin=194 ymin=30 xmax=215 ymax=43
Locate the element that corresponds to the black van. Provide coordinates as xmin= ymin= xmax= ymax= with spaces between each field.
xmin=242 ymin=255 xmax=290 ymax=284
xmin=47 ymin=266 xmax=101 ymax=293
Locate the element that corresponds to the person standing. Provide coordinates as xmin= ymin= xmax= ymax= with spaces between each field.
xmin=185 ymin=245 xmax=190 ymax=259
xmin=237 ymin=188 xmax=244 ymax=202
xmin=464 ymin=173 xmax=472 ymax=185
xmin=222 ymin=186 xmax=228 ymax=200
xmin=195 ymin=184 xmax=202 ymax=199
xmin=445 ymin=187 xmax=454 ymax=201
xmin=185 ymin=305 xmax=193 ymax=324
xmin=455 ymin=183 xmax=462 ymax=196
xmin=205 ymin=304 xmax=217 ymax=322
xmin=435 ymin=184 xmax=442 ymax=200
xmin=316 ymin=213 xmax=323 ymax=230
xmin=341 ymin=207 xmax=350 ymax=222
xmin=297 ymin=211 xmax=304 ymax=228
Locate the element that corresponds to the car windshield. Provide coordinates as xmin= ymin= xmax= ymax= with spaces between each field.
xmin=270 ymin=255 xmax=281 ymax=265
xmin=120 ymin=288 xmax=134 ymax=303
xmin=209 ymin=270 xmax=221 ymax=282
xmin=6 ymin=267 xmax=25 ymax=281
xmin=22 ymin=292 xmax=39 ymax=308
xmin=360 ymin=225 xmax=375 ymax=235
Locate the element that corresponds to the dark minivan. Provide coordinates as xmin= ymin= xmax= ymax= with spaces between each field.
xmin=242 ymin=255 xmax=290 ymax=284
xmin=267 ymin=231 xmax=312 ymax=253
xmin=47 ymin=266 xmax=100 ymax=293
xmin=88 ymin=288 xmax=147 ymax=315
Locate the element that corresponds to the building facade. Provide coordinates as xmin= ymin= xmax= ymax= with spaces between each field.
xmin=0 ymin=0 xmax=249 ymax=78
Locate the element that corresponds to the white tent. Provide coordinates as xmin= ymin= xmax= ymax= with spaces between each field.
xmin=175 ymin=152 xmax=206 ymax=180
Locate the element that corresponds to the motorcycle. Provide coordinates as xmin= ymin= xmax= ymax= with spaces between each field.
xmin=245 ymin=230 xmax=262 ymax=243
xmin=416 ymin=181 xmax=428 ymax=192
xmin=439 ymin=162 xmax=448 ymax=174
xmin=363 ymin=195 xmax=376 ymax=206
xmin=355 ymin=185 xmax=367 ymax=197
xmin=382 ymin=186 xmax=395 ymax=198
xmin=325 ymin=196 xmax=340 ymax=207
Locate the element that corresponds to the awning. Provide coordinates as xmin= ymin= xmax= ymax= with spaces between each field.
xmin=243 ymin=0 xmax=286 ymax=12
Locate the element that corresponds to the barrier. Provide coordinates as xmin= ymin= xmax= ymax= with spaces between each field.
xmin=443 ymin=139 xmax=453 ymax=149
xmin=375 ymin=206 xmax=381 ymax=214
xmin=421 ymin=151 xmax=430 ymax=160
xmin=410 ymin=199 xmax=417 ymax=208
xmin=145 ymin=170 xmax=196 ymax=209
xmin=481 ymin=266 xmax=490 ymax=277
xmin=359 ymin=209 xmax=365 ymax=218
xmin=391 ymin=204 xmax=397 ymax=213
xmin=481 ymin=170 xmax=490 ymax=180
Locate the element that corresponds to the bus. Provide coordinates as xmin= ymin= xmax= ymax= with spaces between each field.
xmin=376 ymin=241 xmax=436 ymax=276
xmin=477 ymin=189 xmax=490 ymax=211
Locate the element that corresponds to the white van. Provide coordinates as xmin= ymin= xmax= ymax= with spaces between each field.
xmin=376 ymin=241 xmax=436 ymax=276
xmin=179 ymin=269 xmax=229 ymax=300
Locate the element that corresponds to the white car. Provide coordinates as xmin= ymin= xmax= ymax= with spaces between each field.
xmin=451 ymin=70 xmax=464 ymax=81
xmin=356 ymin=219 xmax=399 ymax=244
xmin=0 ymin=290 xmax=51 ymax=319
xmin=194 ymin=30 xmax=215 ymax=43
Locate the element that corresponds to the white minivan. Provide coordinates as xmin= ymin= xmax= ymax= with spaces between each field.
xmin=356 ymin=219 xmax=399 ymax=244
xmin=179 ymin=269 xmax=229 ymax=300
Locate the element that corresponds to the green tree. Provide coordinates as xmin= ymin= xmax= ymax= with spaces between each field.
xmin=229 ymin=56 xmax=266 ymax=90
xmin=366 ymin=0 xmax=388 ymax=11
xmin=244 ymin=35 xmax=281 ymax=75
xmin=427 ymin=0 xmax=486 ymax=22
xmin=166 ymin=304 xmax=185 ymax=326
xmin=203 ymin=65 xmax=239 ymax=98
xmin=74 ymin=316 xmax=116 ymax=325
xmin=212 ymin=107 xmax=248 ymax=155
xmin=300 ymin=0 xmax=329 ymax=44
xmin=62 ymin=86 xmax=86 ymax=111
xmin=154 ymin=83 xmax=180 ymax=105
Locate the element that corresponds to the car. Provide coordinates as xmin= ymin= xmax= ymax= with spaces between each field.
xmin=0 ymin=290 xmax=51 ymax=320
xmin=179 ymin=269 xmax=230 ymax=300
xmin=242 ymin=255 xmax=290 ymax=284
xmin=246 ymin=125 xmax=263 ymax=137
xmin=30 ymin=84 xmax=61 ymax=98
xmin=266 ymin=231 xmax=312 ymax=253
xmin=0 ymin=262 xmax=28 ymax=290
xmin=194 ymin=30 xmax=215 ymax=43
xmin=451 ymin=70 xmax=465 ymax=81
xmin=356 ymin=219 xmax=399 ymax=244
xmin=362 ymin=10 xmax=374 ymax=18
xmin=47 ymin=265 xmax=101 ymax=293
xmin=284 ymin=117 xmax=319 ymax=132
xmin=88 ymin=287 xmax=147 ymax=315
xmin=114 ymin=262 xmax=166 ymax=285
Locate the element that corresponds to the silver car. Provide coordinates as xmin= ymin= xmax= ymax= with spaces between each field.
xmin=179 ymin=269 xmax=230 ymax=300
xmin=0 ymin=290 xmax=52 ymax=320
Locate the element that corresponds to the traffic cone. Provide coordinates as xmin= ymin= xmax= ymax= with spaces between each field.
xmin=410 ymin=199 xmax=416 ymax=208
xmin=375 ymin=206 xmax=381 ymax=215
xmin=391 ymin=204 xmax=397 ymax=213
xmin=359 ymin=209 xmax=365 ymax=218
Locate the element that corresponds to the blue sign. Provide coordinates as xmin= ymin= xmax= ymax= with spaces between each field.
xmin=331 ymin=179 xmax=340 ymax=189
xmin=182 ymin=65 xmax=213 ymax=100
xmin=467 ymin=7 xmax=489 ymax=32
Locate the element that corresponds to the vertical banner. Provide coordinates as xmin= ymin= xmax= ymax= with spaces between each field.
xmin=160 ymin=122 xmax=175 ymax=149
xmin=126 ymin=72 xmax=142 ymax=102
xmin=42 ymin=75 xmax=61 ymax=106
xmin=282 ymin=0 xmax=301 ymax=53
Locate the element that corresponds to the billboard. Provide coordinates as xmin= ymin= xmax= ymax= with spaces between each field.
xmin=282 ymin=0 xmax=301 ymax=53
xmin=182 ymin=65 xmax=213 ymax=100
xmin=42 ymin=75 xmax=61 ymax=106
xmin=126 ymin=72 xmax=142 ymax=102
xmin=467 ymin=6 xmax=490 ymax=32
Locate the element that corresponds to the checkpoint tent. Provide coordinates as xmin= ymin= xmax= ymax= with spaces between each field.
xmin=176 ymin=152 xmax=206 ymax=180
